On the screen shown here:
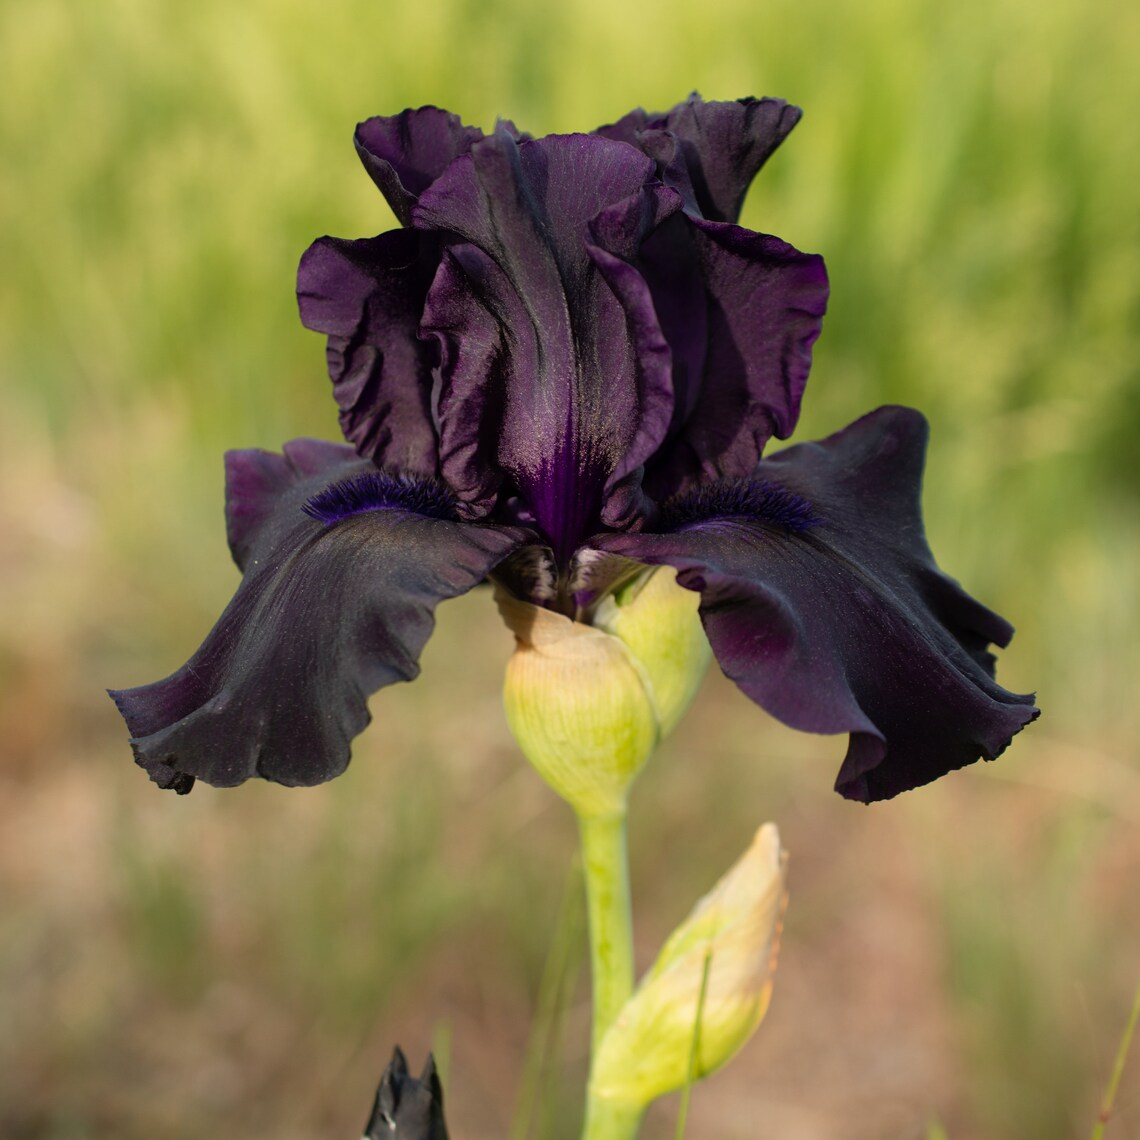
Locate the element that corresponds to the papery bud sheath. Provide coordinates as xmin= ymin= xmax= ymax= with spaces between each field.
xmin=589 ymin=824 xmax=788 ymax=1109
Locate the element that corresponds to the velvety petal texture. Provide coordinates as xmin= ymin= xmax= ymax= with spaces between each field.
xmin=297 ymin=230 xmax=441 ymax=475
xmin=298 ymin=97 xmax=826 ymax=556
xmin=597 ymin=407 xmax=1039 ymax=802
xmin=111 ymin=441 xmax=524 ymax=792
xmin=599 ymin=98 xmax=830 ymax=496
xmin=355 ymin=106 xmax=486 ymax=226
xmin=414 ymin=128 xmax=680 ymax=556
xmin=597 ymin=93 xmax=803 ymax=225
xmin=638 ymin=218 xmax=828 ymax=499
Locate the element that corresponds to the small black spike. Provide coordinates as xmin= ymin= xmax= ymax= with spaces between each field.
xmin=363 ymin=1046 xmax=449 ymax=1140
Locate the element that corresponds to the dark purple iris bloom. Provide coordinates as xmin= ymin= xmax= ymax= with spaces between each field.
xmin=111 ymin=95 xmax=1038 ymax=803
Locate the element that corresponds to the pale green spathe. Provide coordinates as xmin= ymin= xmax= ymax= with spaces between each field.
xmin=497 ymin=568 xmax=710 ymax=816
xmin=589 ymin=823 xmax=787 ymax=1109
xmin=591 ymin=566 xmax=712 ymax=737
xmin=498 ymin=590 xmax=658 ymax=817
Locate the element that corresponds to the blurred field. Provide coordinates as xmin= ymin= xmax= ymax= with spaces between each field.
xmin=1 ymin=0 xmax=1138 ymax=1136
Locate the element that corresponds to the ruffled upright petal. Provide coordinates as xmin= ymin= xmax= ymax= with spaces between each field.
xmin=641 ymin=219 xmax=828 ymax=498
xmin=597 ymin=407 xmax=1039 ymax=802
xmin=297 ymin=229 xmax=442 ymax=474
xmin=415 ymin=129 xmax=678 ymax=558
xmin=654 ymin=94 xmax=803 ymax=225
xmin=110 ymin=443 xmax=525 ymax=792
xmin=416 ymin=244 xmax=513 ymax=518
xmin=595 ymin=94 xmax=827 ymax=495
xmin=354 ymin=106 xmax=486 ymax=226
xmin=597 ymin=93 xmax=803 ymax=224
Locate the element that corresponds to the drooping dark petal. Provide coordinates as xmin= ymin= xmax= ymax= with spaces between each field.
xmin=297 ymin=229 xmax=441 ymax=474
xmin=414 ymin=128 xmax=679 ymax=559
xmin=364 ymin=1047 xmax=449 ymax=1140
xmin=110 ymin=443 xmax=525 ymax=792
xmin=355 ymin=106 xmax=486 ymax=226
xmin=595 ymin=406 xmax=1039 ymax=802
xmin=597 ymin=94 xmax=803 ymax=224
xmin=638 ymin=217 xmax=828 ymax=499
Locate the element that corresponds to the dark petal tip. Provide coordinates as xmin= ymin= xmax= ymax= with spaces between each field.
xmin=355 ymin=106 xmax=485 ymax=225
xmin=110 ymin=716 xmax=197 ymax=794
xmin=598 ymin=93 xmax=806 ymax=224
xmin=365 ymin=1047 xmax=449 ymax=1140
xmin=163 ymin=768 xmax=196 ymax=796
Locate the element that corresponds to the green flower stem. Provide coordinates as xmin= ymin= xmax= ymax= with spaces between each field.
xmin=578 ymin=809 xmax=635 ymax=1059
xmin=1091 ymin=975 xmax=1140 ymax=1140
xmin=582 ymin=1091 xmax=644 ymax=1140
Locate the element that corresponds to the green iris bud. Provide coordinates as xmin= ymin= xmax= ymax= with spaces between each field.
xmin=588 ymin=824 xmax=788 ymax=1110
xmin=497 ymin=567 xmax=710 ymax=817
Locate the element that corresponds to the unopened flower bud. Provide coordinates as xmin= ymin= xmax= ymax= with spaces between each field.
xmin=498 ymin=590 xmax=658 ymax=817
xmin=589 ymin=824 xmax=788 ymax=1109
xmin=496 ymin=568 xmax=710 ymax=817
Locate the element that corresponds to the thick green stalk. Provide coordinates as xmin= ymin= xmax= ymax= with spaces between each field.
xmin=577 ymin=810 xmax=635 ymax=1059
xmin=581 ymin=1091 xmax=644 ymax=1140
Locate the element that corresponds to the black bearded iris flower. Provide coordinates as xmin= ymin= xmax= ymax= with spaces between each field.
xmin=110 ymin=95 xmax=1039 ymax=803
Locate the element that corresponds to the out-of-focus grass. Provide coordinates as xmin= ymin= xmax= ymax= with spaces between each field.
xmin=0 ymin=0 xmax=1137 ymax=1136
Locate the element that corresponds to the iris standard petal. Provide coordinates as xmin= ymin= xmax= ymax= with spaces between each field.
xmin=654 ymin=94 xmax=803 ymax=225
xmin=597 ymin=94 xmax=803 ymax=224
xmin=415 ymin=129 xmax=678 ymax=557
xmin=297 ymin=229 xmax=442 ymax=474
xmin=596 ymin=406 xmax=1039 ymax=802
xmin=354 ymin=106 xmax=486 ymax=226
xmin=418 ymin=243 xmax=513 ymax=519
xmin=637 ymin=216 xmax=828 ymax=498
xmin=110 ymin=444 xmax=525 ymax=792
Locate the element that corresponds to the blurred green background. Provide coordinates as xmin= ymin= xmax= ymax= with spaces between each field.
xmin=1 ymin=0 xmax=1137 ymax=1136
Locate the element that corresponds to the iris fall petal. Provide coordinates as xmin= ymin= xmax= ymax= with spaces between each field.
xmin=597 ymin=406 xmax=1040 ymax=802
xmin=111 ymin=442 xmax=524 ymax=792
